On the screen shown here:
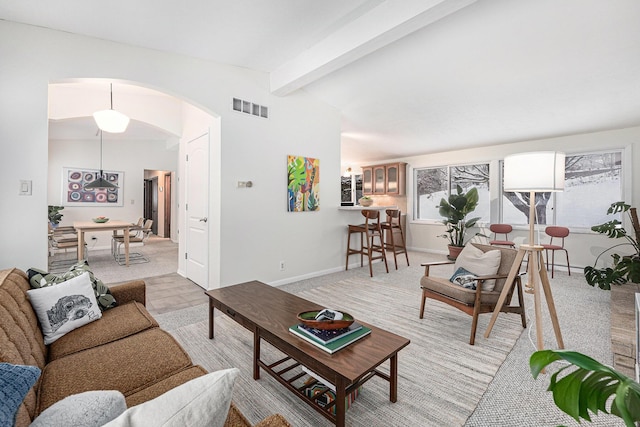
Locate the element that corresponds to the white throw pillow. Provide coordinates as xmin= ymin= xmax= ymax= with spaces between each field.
xmin=454 ymin=245 xmax=501 ymax=291
xmin=27 ymin=272 xmax=102 ymax=344
xmin=104 ymin=368 xmax=239 ymax=427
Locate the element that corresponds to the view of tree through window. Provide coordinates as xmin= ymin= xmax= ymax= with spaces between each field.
xmin=414 ymin=164 xmax=490 ymax=222
xmin=450 ymin=164 xmax=490 ymax=221
xmin=415 ymin=167 xmax=447 ymax=220
xmin=502 ymin=151 xmax=622 ymax=227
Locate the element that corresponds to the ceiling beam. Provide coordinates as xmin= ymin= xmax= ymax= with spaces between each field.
xmin=270 ymin=0 xmax=476 ymax=96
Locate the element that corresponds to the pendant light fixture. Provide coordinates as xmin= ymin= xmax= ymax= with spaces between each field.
xmin=93 ymin=83 xmax=130 ymax=133
xmin=84 ymin=130 xmax=118 ymax=190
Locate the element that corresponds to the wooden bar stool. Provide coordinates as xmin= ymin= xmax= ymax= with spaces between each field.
xmin=345 ymin=209 xmax=389 ymax=277
xmin=381 ymin=209 xmax=409 ymax=269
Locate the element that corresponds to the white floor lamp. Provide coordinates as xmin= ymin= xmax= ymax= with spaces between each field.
xmin=485 ymin=151 xmax=565 ymax=352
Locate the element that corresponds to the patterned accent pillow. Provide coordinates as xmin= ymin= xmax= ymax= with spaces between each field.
xmin=0 ymin=363 xmax=41 ymax=427
xmin=27 ymin=272 xmax=102 ymax=344
xmin=449 ymin=267 xmax=479 ymax=290
xmin=27 ymin=262 xmax=116 ymax=311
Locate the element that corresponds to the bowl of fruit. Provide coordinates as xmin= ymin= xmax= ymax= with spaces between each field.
xmin=92 ymin=216 xmax=109 ymax=223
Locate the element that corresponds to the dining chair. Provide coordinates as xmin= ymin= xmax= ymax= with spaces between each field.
xmin=112 ymin=219 xmax=153 ymax=265
xmin=48 ymin=223 xmax=87 ymax=271
xmin=541 ymin=226 xmax=571 ymax=278
xmin=488 ymin=224 xmax=515 ymax=248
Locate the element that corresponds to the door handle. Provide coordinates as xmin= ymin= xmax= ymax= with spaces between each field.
xmin=199 ymin=217 xmax=208 ymax=223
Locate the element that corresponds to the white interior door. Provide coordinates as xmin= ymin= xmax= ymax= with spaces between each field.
xmin=186 ymin=133 xmax=209 ymax=288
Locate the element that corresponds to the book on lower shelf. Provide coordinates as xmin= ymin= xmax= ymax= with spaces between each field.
xmin=301 ymin=367 xmax=362 ymax=414
xmin=289 ymin=323 xmax=371 ymax=353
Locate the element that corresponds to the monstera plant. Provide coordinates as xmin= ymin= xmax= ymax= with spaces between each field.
xmin=531 ymin=349 xmax=640 ymax=426
xmin=584 ymin=201 xmax=640 ymax=290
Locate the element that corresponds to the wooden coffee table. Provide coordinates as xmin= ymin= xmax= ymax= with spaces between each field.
xmin=206 ymin=280 xmax=410 ymax=427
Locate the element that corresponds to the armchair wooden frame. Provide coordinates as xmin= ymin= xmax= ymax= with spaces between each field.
xmin=419 ymin=244 xmax=527 ymax=345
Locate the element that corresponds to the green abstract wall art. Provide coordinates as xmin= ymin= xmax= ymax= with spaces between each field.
xmin=287 ymin=155 xmax=319 ymax=212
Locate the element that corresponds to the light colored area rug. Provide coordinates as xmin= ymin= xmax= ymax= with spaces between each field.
xmin=158 ymin=276 xmax=522 ymax=426
xmin=152 ymin=252 xmax=624 ymax=426
xmin=465 ymin=272 xmax=624 ymax=427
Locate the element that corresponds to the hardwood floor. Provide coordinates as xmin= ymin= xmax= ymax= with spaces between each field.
xmin=143 ymin=273 xmax=209 ymax=316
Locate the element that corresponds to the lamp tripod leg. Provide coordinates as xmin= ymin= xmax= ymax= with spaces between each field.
xmin=538 ymin=255 xmax=564 ymax=349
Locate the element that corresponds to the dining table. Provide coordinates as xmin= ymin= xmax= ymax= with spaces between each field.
xmin=73 ymin=220 xmax=132 ymax=266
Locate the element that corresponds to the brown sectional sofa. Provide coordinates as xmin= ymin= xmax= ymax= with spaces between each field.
xmin=0 ymin=268 xmax=289 ymax=427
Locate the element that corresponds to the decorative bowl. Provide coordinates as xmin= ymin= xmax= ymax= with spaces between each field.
xmin=359 ymin=198 xmax=373 ymax=207
xmin=297 ymin=310 xmax=354 ymax=330
xmin=92 ymin=217 xmax=109 ymax=223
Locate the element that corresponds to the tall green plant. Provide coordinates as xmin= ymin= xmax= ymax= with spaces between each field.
xmin=530 ymin=349 xmax=640 ymax=426
xmin=584 ymin=201 xmax=640 ymax=290
xmin=438 ymin=185 xmax=480 ymax=247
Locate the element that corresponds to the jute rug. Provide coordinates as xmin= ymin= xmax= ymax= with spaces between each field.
xmin=159 ymin=276 xmax=523 ymax=426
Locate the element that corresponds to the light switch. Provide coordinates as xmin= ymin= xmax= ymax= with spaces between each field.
xmin=19 ymin=180 xmax=32 ymax=196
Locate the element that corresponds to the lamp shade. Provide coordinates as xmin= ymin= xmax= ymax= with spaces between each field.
xmin=503 ymin=151 xmax=565 ymax=192
xmin=84 ymin=173 xmax=118 ymax=190
xmin=93 ymin=109 xmax=130 ymax=133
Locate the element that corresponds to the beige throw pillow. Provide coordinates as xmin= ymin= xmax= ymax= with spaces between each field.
xmin=454 ymin=244 xmax=501 ymax=291
xmin=103 ymin=368 xmax=239 ymax=427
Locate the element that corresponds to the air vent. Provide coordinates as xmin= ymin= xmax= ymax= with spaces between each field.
xmin=232 ymin=97 xmax=268 ymax=119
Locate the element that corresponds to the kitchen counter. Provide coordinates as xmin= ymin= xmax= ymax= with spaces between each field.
xmin=338 ymin=205 xmax=398 ymax=211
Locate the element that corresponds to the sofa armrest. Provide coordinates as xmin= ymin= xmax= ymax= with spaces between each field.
xmin=108 ymin=280 xmax=146 ymax=306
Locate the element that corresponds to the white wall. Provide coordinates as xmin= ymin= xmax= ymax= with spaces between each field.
xmin=0 ymin=21 xmax=345 ymax=288
xmin=48 ymin=139 xmax=177 ymax=250
xmin=399 ymin=126 xmax=640 ymax=270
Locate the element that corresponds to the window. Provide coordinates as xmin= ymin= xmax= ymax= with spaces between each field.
xmin=341 ymin=174 xmax=363 ymax=206
xmin=414 ymin=167 xmax=447 ymax=220
xmin=501 ymin=150 xmax=622 ymax=228
xmin=556 ymin=151 xmax=622 ymax=228
xmin=414 ymin=163 xmax=490 ymax=222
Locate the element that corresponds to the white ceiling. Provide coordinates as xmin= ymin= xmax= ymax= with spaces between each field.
xmin=2 ymin=0 xmax=639 ymax=164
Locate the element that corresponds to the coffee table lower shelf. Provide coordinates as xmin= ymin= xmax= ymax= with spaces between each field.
xmin=257 ymin=352 xmax=391 ymax=425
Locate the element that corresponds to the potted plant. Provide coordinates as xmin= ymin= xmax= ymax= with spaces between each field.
xmin=584 ymin=201 xmax=640 ymax=290
xmin=358 ymin=195 xmax=373 ymax=207
xmin=48 ymin=205 xmax=64 ymax=228
xmin=530 ymin=349 xmax=640 ymax=426
xmin=438 ymin=185 xmax=481 ymax=260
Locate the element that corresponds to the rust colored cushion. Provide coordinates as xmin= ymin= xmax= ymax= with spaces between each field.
xmin=37 ymin=328 xmax=193 ymax=414
xmin=48 ymin=301 xmax=158 ymax=361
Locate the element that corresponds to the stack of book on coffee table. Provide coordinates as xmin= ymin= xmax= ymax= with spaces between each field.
xmin=289 ymin=322 xmax=371 ymax=353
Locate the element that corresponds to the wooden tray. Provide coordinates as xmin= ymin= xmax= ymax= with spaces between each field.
xmin=297 ymin=310 xmax=354 ymax=330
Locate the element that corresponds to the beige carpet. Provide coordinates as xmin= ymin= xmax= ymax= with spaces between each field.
xmin=161 ymin=276 xmax=523 ymax=426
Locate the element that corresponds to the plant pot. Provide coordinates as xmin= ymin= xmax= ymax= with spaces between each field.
xmin=447 ymin=245 xmax=464 ymax=260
